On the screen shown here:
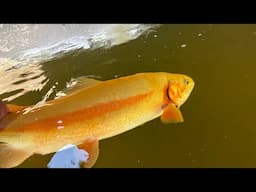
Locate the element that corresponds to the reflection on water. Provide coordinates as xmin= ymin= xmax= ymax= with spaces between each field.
xmin=1 ymin=24 xmax=256 ymax=167
xmin=0 ymin=58 xmax=47 ymax=102
xmin=0 ymin=24 xmax=157 ymax=103
xmin=0 ymin=24 xmax=157 ymax=65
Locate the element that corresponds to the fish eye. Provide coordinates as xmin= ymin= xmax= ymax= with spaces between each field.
xmin=184 ymin=79 xmax=190 ymax=85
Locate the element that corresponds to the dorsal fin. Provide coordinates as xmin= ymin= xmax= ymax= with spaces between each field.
xmin=0 ymin=100 xmax=8 ymax=121
xmin=55 ymin=76 xmax=102 ymax=98
xmin=6 ymin=104 xmax=27 ymax=113
xmin=0 ymin=100 xmax=26 ymax=129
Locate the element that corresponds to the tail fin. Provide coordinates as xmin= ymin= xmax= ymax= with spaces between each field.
xmin=0 ymin=143 xmax=33 ymax=168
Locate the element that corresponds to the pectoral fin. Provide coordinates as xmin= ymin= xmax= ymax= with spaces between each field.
xmin=161 ymin=103 xmax=184 ymax=123
xmin=78 ymin=138 xmax=99 ymax=168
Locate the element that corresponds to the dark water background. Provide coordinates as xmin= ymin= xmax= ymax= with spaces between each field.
xmin=1 ymin=24 xmax=256 ymax=167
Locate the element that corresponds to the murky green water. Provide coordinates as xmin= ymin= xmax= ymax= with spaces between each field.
xmin=2 ymin=24 xmax=256 ymax=167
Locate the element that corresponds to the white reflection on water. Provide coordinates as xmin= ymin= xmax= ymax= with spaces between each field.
xmin=0 ymin=24 xmax=159 ymax=103
xmin=0 ymin=58 xmax=47 ymax=102
xmin=0 ymin=24 xmax=158 ymax=67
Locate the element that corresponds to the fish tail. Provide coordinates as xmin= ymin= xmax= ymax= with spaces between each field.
xmin=0 ymin=142 xmax=33 ymax=168
xmin=0 ymin=97 xmax=35 ymax=167
xmin=0 ymin=131 xmax=33 ymax=168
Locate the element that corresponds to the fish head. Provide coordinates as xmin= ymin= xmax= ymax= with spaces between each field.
xmin=166 ymin=73 xmax=195 ymax=108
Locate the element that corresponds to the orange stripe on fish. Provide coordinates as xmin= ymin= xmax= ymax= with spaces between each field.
xmin=13 ymin=91 xmax=154 ymax=133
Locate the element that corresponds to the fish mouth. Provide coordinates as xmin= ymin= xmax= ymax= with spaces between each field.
xmin=178 ymin=82 xmax=195 ymax=107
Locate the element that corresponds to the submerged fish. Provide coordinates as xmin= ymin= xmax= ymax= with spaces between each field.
xmin=0 ymin=72 xmax=194 ymax=168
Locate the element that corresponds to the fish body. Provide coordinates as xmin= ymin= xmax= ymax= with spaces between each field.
xmin=0 ymin=72 xmax=194 ymax=168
